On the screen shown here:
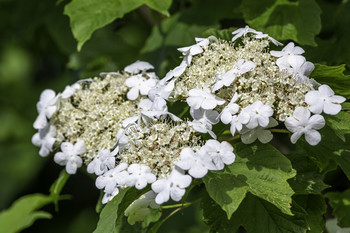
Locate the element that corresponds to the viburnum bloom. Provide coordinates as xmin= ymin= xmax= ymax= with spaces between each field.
xmin=95 ymin=163 xmax=129 ymax=194
xmin=289 ymin=61 xmax=315 ymax=83
xmin=87 ymin=147 xmax=118 ymax=175
xmin=220 ymin=93 xmax=240 ymax=124
xmin=232 ymin=25 xmax=260 ymax=42
xmin=126 ymin=164 xmax=156 ymax=189
xmin=240 ymin=118 xmax=278 ymax=144
xmin=33 ymin=89 xmax=60 ymax=130
xmin=285 ymin=107 xmax=325 ymax=145
xmin=201 ymin=140 xmax=235 ymax=170
xmin=124 ymin=60 xmax=154 ymax=74
xmin=125 ymin=74 xmax=157 ymax=100
xmin=53 ymin=140 xmax=87 ymax=174
xmin=31 ymin=124 xmax=56 ymax=157
xmin=175 ymin=148 xmax=216 ymax=178
xmin=245 ymin=101 xmax=274 ymax=129
xmin=186 ymin=87 xmax=225 ymax=110
xmin=178 ymin=38 xmax=209 ymax=65
xmin=254 ymin=32 xmax=283 ymax=46
xmin=305 ymin=84 xmax=346 ymax=115
xmin=270 ymin=42 xmax=305 ymax=71
xmin=61 ymin=83 xmax=81 ymax=99
xmin=151 ymin=168 xmax=192 ymax=204
xmin=229 ymin=112 xmax=250 ymax=136
xmin=212 ymin=60 xmax=256 ymax=92
xmin=188 ymin=108 xmax=219 ymax=139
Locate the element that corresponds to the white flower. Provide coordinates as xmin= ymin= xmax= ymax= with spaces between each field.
xmin=245 ymin=101 xmax=274 ymax=129
xmin=124 ymin=61 xmax=154 ymax=74
xmin=187 ymin=87 xmax=225 ymax=110
xmin=125 ymin=74 xmax=157 ymax=100
xmin=87 ymin=147 xmax=118 ymax=175
xmin=124 ymin=191 xmax=159 ymax=225
xmin=148 ymin=79 xmax=175 ymax=101
xmin=61 ymin=83 xmax=81 ymax=99
xmin=126 ymin=164 xmax=156 ymax=189
xmin=254 ymin=32 xmax=283 ymax=46
xmin=289 ymin=61 xmax=314 ymax=83
xmin=285 ymin=107 xmax=325 ymax=145
xmin=240 ymin=118 xmax=278 ymax=144
xmin=95 ymin=163 xmax=129 ymax=193
xmin=232 ymin=26 xmax=260 ymax=42
xmin=229 ymin=109 xmax=251 ymax=136
xmin=305 ymin=85 xmax=346 ymax=115
xmin=175 ymin=148 xmax=216 ymax=178
xmin=33 ymin=89 xmax=60 ymax=130
xmin=53 ymin=140 xmax=86 ymax=174
xmin=220 ymin=93 xmax=239 ymax=124
xmin=102 ymin=188 xmax=120 ymax=204
xmin=32 ymin=124 xmax=56 ymax=157
xmin=188 ymin=108 xmax=219 ymax=139
xmin=212 ymin=60 xmax=256 ymax=92
xmin=162 ymin=61 xmax=187 ymax=84
xmin=270 ymin=42 xmax=305 ymax=71
xmin=151 ymin=168 xmax=192 ymax=204
xmin=178 ymin=38 xmax=209 ymax=65
xmin=201 ymin=140 xmax=235 ymax=170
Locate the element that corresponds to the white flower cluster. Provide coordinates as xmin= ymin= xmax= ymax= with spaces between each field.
xmin=32 ymin=26 xmax=346 ymax=218
xmin=163 ymin=25 xmax=345 ymax=146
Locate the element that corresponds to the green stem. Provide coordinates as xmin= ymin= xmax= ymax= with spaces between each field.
xmin=225 ymin=134 xmax=241 ymax=142
xmin=269 ymin=129 xmax=290 ymax=134
xmin=160 ymin=198 xmax=201 ymax=210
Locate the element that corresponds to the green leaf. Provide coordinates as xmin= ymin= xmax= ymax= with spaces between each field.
xmin=294 ymin=195 xmax=327 ymax=233
xmin=240 ymin=0 xmax=321 ymax=46
xmin=202 ymin=28 xmax=236 ymax=41
xmin=203 ymin=142 xmax=296 ymax=218
xmin=64 ymin=0 xmax=172 ymax=51
xmin=93 ymin=187 xmax=149 ymax=233
xmin=310 ymin=64 xmax=350 ymax=99
xmin=325 ymin=189 xmax=350 ymax=228
xmin=287 ymin=154 xmax=330 ymax=195
xmin=0 ymin=194 xmax=53 ymax=233
xmin=297 ymin=112 xmax=350 ymax=179
xmin=202 ymin=193 xmax=308 ymax=233
xmin=49 ymin=169 xmax=70 ymax=211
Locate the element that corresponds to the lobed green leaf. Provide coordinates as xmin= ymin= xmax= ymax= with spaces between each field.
xmin=0 ymin=194 xmax=53 ymax=233
xmin=240 ymin=0 xmax=321 ymax=46
xmin=203 ymin=142 xmax=296 ymax=218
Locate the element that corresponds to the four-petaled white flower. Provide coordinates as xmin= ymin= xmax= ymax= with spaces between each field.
xmin=202 ymin=140 xmax=235 ymax=170
xmin=188 ymin=108 xmax=219 ymax=139
xmin=124 ymin=61 xmax=154 ymax=74
xmin=125 ymin=74 xmax=157 ymax=100
xmin=178 ymin=38 xmax=209 ymax=66
xmin=126 ymin=164 xmax=156 ymax=190
xmin=240 ymin=118 xmax=278 ymax=144
xmin=162 ymin=61 xmax=187 ymax=83
xmin=54 ymin=140 xmax=86 ymax=174
xmin=102 ymin=187 xmax=120 ymax=204
xmin=95 ymin=163 xmax=129 ymax=193
xmin=212 ymin=59 xmax=256 ymax=92
xmin=32 ymin=124 xmax=57 ymax=157
xmin=254 ymin=32 xmax=283 ymax=46
xmin=289 ymin=61 xmax=314 ymax=83
xmin=305 ymin=85 xmax=346 ymax=115
xmin=232 ymin=26 xmax=260 ymax=42
xmin=245 ymin=101 xmax=274 ymax=129
xmin=270 ymin=42 xmax=305 ymax=71
xmin=87 ymin=147 xmax=118 ymax=175
xmin=285 ymin=107 xmax=325 ymax=145
xmin=175 ymin=148 xmax=216 ymax=178
xmin=220 ymin=93 xmax=240 ymax=124
xmin=33 ymin=89 xmax=60 ymax=130
xmin=148 ymin=79 xmax=175 ymax=102
xmin=61 ymin=83 xmax=81 ymax=99
xmin=228 ymin=108 xmax=251 ymax=136
xmin=151 ymin=168 xmax=192 ymax=204
xmin=187 ymin=87 xmax=225 ymax=110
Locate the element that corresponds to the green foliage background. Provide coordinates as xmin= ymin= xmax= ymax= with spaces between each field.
xmin=0 ymin=0 xmax=349 ymax=232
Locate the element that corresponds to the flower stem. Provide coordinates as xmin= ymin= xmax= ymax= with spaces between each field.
xmin=160 ymin=198 xmax=201 ymax=210
xmin=269 ymin=129 xmax=290 ymax=134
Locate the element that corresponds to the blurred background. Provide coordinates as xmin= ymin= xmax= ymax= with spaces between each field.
xmin=0 ymin=0 xmax=349 ymax=232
